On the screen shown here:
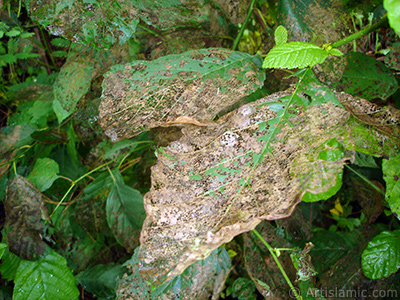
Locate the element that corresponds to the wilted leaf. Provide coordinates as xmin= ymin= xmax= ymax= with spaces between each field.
xmin=27 ymin=158 xmax=59 ymax=191
xmin=5 ymin=175 xmax=51 ymax=260
xmin=107 ymin=169 xmax=145 ymax=251
xmin=13 ymin=251 xmax=79 ymax=300
xmin=99 ymin=48 xmax=265 ymax=141
xmin=362 ymin=230 xmax=400 ymax=279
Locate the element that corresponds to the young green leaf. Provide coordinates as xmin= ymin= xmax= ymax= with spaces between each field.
xmin=263 ymin=42 xmax=328 ymax=69
xmin=274 ymin=25 xmax=288 ymax=46
xmin=382 ymin=152 xmax=400 ymax=218
xmin=13 ymin=251 xmax=79 ymax=300
xmin=362 ymin=230 xmax=400 ymax=279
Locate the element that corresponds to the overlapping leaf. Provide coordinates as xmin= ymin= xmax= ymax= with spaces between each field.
xmin=99 ymin=48 xmax=265 ymax=141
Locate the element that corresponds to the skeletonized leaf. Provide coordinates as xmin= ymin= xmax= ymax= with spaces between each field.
xmin=263 ymin=42 xmax=328 ymax=69
xmin=99 ymin=48 xmax=265 ymax=141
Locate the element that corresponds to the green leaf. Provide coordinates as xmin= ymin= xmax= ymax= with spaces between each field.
xmin=262 ymin=42 xmax=328 ymax=69
xmin=107 ymin=169 xmax=145 ymax=247
xmin=274 ymin=25 xmax=288 ymax=45
xmin=0 ymin=54 xmax=17 ymax=65
xmin=310 ymin=230 xmax=358 ymax=274
xmin=383 ymin=153 xmax=400 ymax=218
xmin=27 ymin=158 xmax=59 ymax=192
xmin=334 ymin=52 xmax=398 ymax=100
xmin=52 ymin=50 xmax=68 ymax=57
xmin=50 ymin=37 xmax=71 ymax=47
xmin=353 ymin=152 xmax=379 ymax=168
xmin=302 ymin=172 xmax=343 ymax=202
xmin=328 ymin=48 xmax=343 ymax=56
xmin=384 ymin=0 xmax=400 ymax=37
xmin=14 ymin=52 xmax=40 ymax=59
xmin=0 ymin=243 xmax=7 ymax=259
xmin=13 ymin=251 xmax=79 ymax=300
xmin=362 ymin=230 xmax=400 ymax=279
xmin=0 ymin=248 xmax=22 ymax=280
xmin=76 ymin=264 xmax=126 ymax=299
xmin=53 ymin=51 xmax=94 ymax=123
xmin=5 ymin=27 xmax=22 ymax=37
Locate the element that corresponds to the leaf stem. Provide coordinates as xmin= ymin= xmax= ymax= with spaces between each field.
xmin=252 ymin=229 xmax=302 ymax=300
xmin=345 ymin=164 xmax=385 ymax=196
xmin=331 ymin=15 xmax=388 ymax=49
xmin=232 ymin=0 xmax=257 ymax=51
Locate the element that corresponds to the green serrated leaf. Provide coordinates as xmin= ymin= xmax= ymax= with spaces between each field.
xmin=14 ymin=52 xmax=40 ymax=59
xmin=19 ymin=32 xmax=35 ymax=39
xmin=362 ymin=230 xmax=400 ymax=279
xmin=13 ymin=251 xmax=79 ymax=300
xmin=263 ymin=42 xmax=328 ymax=69
xmin=27 ymin=158 xmax=59 ymax=192
xmin=52 ymin=50 xmax=68 ymax=57
xmin=6 ymin=27 xmax=22 ymax=37
xmin=107 ymin=169 xmax=145 ymax=247
xmin=0 ymin=54 xmax=17 ymax=65
xmin=274 ymin=25 xmax=288 ymax=46
xmin=384 ymin=0 xmax=400 ymax=37
xmin=383 ymin=153 xmax=400 ymax=218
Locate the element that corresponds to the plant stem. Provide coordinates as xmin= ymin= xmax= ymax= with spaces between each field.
xmin=232 ymin=0 xmax=257 ymax=51
xmin=345 ymin=164 xmax=385 ymax=196
xmin=331 ymin=15 xmax=388 ymax=48
xmin=252 ymin=229 xmax=302 ymax=300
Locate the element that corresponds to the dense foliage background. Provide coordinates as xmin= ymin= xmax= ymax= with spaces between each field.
xmin=1 ymin=0 xmax=400 ymax=299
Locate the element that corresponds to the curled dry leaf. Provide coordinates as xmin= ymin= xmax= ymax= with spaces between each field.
xmin=5 ymin=175 xmax=51 ymax=260
xmin=138 ymin=91 xmax=365 ymax=283
xmin=99 ymin=48 xmax=265 ymax=141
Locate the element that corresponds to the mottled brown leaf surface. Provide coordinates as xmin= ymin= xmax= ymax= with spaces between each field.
xmin=99 ymin=48 xmax=265 ymax=141
xmin=5 ymin=175 xmax=51 ymax=260
xmin=138 ymin=91 xmax=360 ymax=283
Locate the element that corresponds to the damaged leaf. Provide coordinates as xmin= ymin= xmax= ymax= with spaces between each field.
xmin=138 ymin=91 xmax=353 ymax=282
xmin=382 ymin=152 xmax=400 ymax=218
xmin=137 ymin=86 xmax=400 ymax=283
xmin=5 ymin=175 xmax=51 ymax=260
xmin=99 ymin=48 xmax=265 ymax=141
